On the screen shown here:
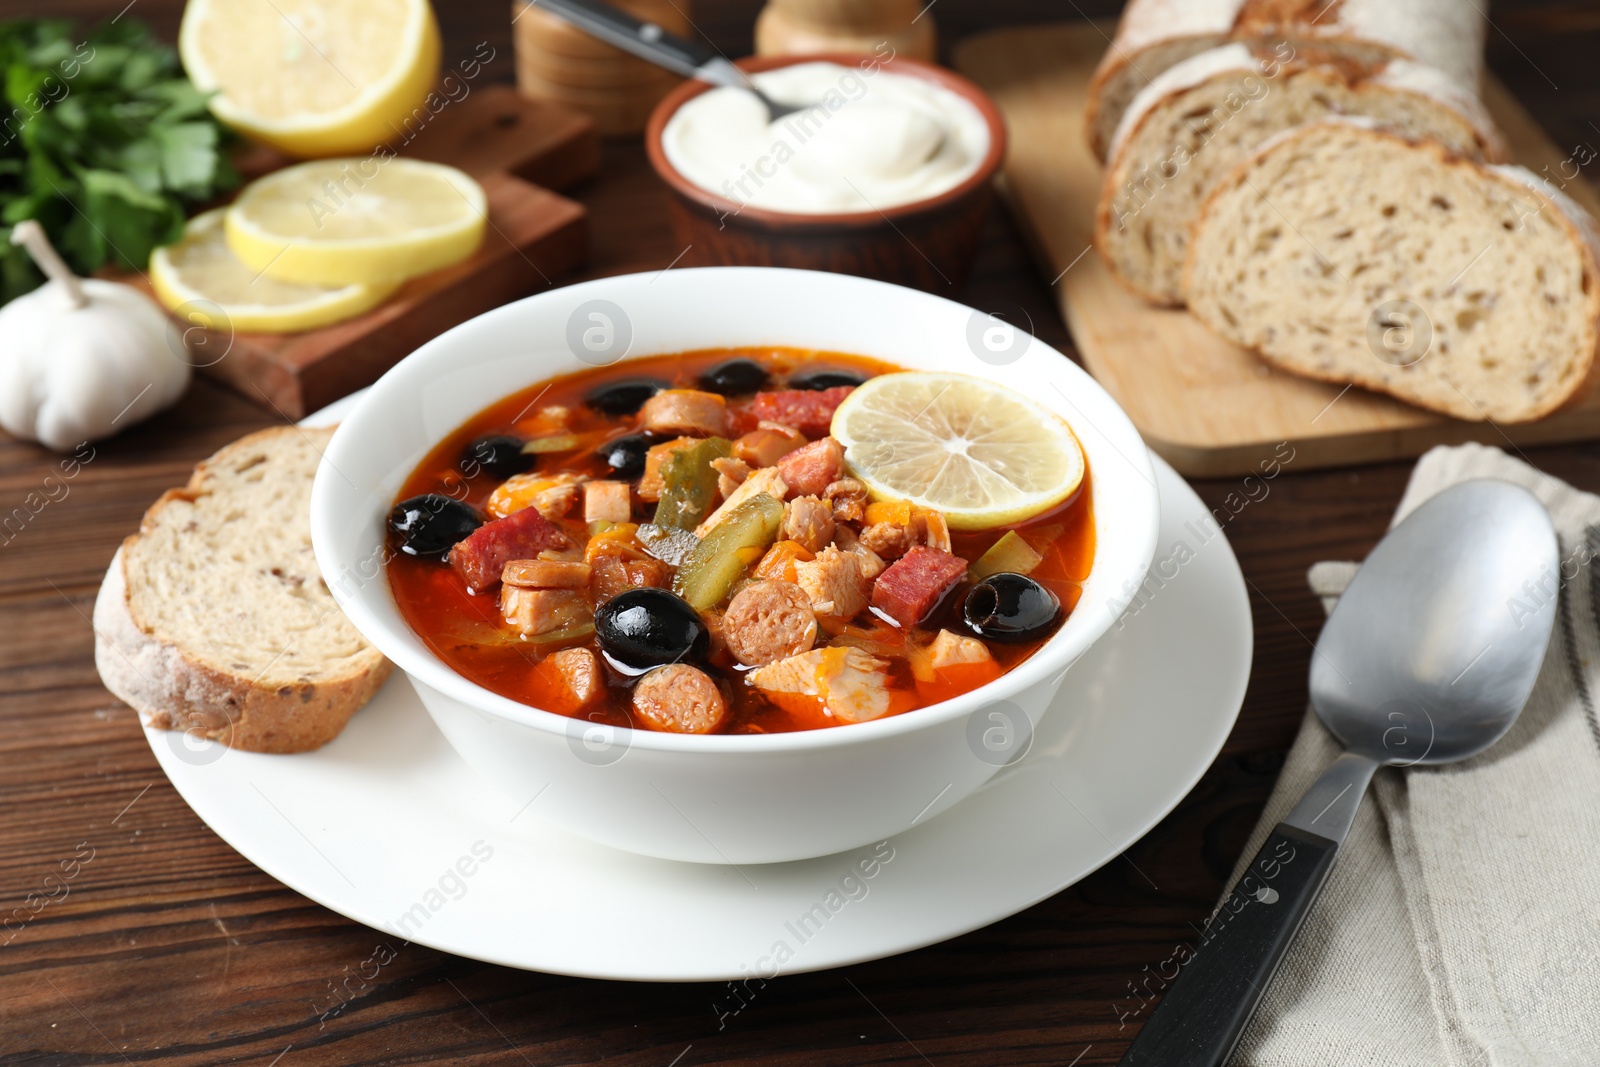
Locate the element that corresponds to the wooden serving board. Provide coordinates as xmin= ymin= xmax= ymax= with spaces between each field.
xmin=161 ymin=85 xmax=597 ymax=420
xmin=953 ymin=23 xmax=1600 ymax=476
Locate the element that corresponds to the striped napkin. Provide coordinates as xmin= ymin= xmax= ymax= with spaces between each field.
xmin=1229 ymin=443 xmax=1600 ymax=1067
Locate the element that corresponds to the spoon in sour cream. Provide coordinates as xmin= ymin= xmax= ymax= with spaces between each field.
xmin=525 ymin=0 xmax=825 ymax=123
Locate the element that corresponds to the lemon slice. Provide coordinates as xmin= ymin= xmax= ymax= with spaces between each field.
xmin=179 ymin=0 xmax=440 ymax=158
xmin=830 ymin=372 xmax=1086 ymax=530
xmin=150 ymin=209 xmax=398 ymax=333
xmin=224 ymin=158 xmax=487 ymax=286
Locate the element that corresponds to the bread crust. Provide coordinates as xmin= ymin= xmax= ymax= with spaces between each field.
xmin=93 ymin=427 xmax=391 ymax=754
xmin=1084 ymin=0 xmax=1486 ymax=160
xmin=1181 ymin=120 xmax=1600 ymax=423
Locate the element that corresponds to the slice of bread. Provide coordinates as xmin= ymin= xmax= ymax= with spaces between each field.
xmin=1184 ymin=120 xmax=1600 ymax=423
xmin=1098 ymin=45 xmax=1507 ymax=306
xmin=95 ymin=426 xmax=390 ymax=753
xmin=1083 ymin=0 xmax=1487 ymax=162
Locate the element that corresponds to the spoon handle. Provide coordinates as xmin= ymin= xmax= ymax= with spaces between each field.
xmin=526 ymin=0 xmax=719 ymax=79
xmin=1116 ymin=825 xmax=1339 ymax=1066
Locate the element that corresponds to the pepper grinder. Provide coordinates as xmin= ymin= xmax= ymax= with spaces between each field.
xmin=754 ymin=0 xmax=935 ymax=62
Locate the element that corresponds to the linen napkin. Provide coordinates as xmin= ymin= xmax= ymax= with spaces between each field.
xmin=1227 ymin=443 xmax=1600 ymax=1067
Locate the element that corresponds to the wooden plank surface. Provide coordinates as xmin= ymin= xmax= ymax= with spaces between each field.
xmin=954 ymin=22 xmax=1600 ymax=476
xmin=4 ymin=3 xmax=1599 ymax=1065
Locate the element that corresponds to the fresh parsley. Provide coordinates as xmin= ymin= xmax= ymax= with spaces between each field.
xmin=0 ymin=18 xmax=237 ymax=304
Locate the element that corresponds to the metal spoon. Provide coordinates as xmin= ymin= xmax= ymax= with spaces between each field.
xmin=527 ymin=0 xmax=808 ymax=122
xmin=1119 ymin=478 xmax=1559 ymax=1066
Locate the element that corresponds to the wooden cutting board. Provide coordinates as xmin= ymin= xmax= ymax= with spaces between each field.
xmin=952 ymin=23 xmax=1600 ymax=476
xmin=158 ymin=85 xmax=597 ymax=420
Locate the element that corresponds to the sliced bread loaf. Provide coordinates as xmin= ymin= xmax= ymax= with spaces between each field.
xmin=94 ymin=426 xmax=390 ymax=753
xmin=1084 ymin=0 xmax=1486 ymax=162
xmin=1098 ymin=44 xmax=1506 ymax=306
xmin=1183 ymin=120 xmax=1600 ymax=422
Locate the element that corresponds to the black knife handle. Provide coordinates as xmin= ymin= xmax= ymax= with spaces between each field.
xmin=527 ymin=0 xmax=718 ymax=77
xmin=1117 ymin=825 xmax=1339 ymax=1067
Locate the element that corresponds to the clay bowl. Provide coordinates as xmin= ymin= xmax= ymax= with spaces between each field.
xmin=644 ymin=53 xmax=1007 ymax=292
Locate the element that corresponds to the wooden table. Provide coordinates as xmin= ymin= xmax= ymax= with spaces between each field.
xmin=4 ymin=2 xmax=1596 ymax=1064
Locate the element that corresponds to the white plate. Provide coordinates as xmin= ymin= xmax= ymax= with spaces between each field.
xmin=144 ymin=393 xmax=1251 ymax=982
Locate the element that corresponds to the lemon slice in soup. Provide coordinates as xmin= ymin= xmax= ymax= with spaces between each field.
xmin=830 ymin=372 xmax=1085 ymax=530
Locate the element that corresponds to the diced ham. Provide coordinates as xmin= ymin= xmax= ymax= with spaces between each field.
xmin=590 ymin=554 xmax=669 ymax=603
xmin=637 ymin=437 xmax=697 ymax=502
xmin=502 ymin=558 xmax=591 ymax=589
xmin=733 ymin=425 xmax=807 ymax=468
xmin=583 ymin=480 xmax=632 ymax=524
xmin=449 ymin=507 xmax=569 ymax=592
xmin=723 ymin=580 xmax=818 ymax=667
xmin=777 ymin=437 xmax=845 ymax=498
xmin=747 ymin=646 xmax=891 ymax=724
xmin=794 ymin=545 xmax=868 ymax=618
xmin=748 ymin=386 xmax=854 ymax=436
xmin=632 ymin=664 xmax=727 ymax=734
xmin=534 ymin=647 xmax=603 ymax=711
xmin=782 ymin=495 xmax=835 ymax=554
xmin=501 ymin=586 xmax=591 ymax=637
xmin=871 ymin=546 xmax=968 ymax=629
xmin=638 ymin=389 xmax=729 ymax=436
xmin=694 ymin=466 xmax=788 ymax=538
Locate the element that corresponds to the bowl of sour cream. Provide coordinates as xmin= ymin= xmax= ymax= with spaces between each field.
xmin=645 ymin=53 xmax=1006 ymax=291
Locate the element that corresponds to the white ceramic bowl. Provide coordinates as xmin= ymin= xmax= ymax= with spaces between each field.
xmin=311 ymin=267 xmax=1158 ymax=865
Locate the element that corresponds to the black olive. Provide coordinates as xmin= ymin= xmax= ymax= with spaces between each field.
xmin=461 ymin=434 xmax=531 ymax=479
xmin=787 ymin=367 xmax=867 ymax=391
xmin=698 ymin=358 xmax=770 ymax=396
xmin=595 ymin=588 xmax=710 ymax=672
xmin=962 ymin=573 xmax=1061 ymax=643
xmin=585 ymin=377 xmax=667 ymax=416
xmin=595 ymin=431 xmax=659 ymax=480
xmin=388 ymin=494 xmax=483 ymax=559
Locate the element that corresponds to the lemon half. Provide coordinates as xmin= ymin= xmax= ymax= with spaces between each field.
xmin=180 ymin=0 xmax=440 ymax=158
xmin=830 ymin=372 xmax=1086 ymax=530
xmin=224 ymin=158 xmax=487 ymax=286
xmin=151 ymin=209 xmax=398 ymax=333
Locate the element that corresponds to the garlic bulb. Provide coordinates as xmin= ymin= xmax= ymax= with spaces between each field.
xmin=0 ymin=222 xmax=190 ymax=452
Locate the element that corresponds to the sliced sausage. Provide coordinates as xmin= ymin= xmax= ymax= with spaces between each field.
xmin=449 ymin=506 xmax=569 ymax=592
xmin=748 ymin=386 xmax=854 ymax=436
xmin=723 ymin=580 xmax=819 ymax=667
xmin=733 ymin=425 xmax=807 ymax=468
xmin=502 ymin=558 xmax=591 ymax=589
xmin=545 ymin=647 xmax=603 ymax=709
xmin=638 ymin=389 xmax=729 ymax=436
xmin=631 ymin=664 xmax=727 ymax=733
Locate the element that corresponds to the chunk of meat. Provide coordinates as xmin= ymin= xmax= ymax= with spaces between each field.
xmin=710 ymin=456 xmax=751 ymax=499
xmin=502 ymin=558 xmax=591 ymax=589
xmin=723 ymin=580 xmax=818 ymax=666
xmin=486 ymin=471 xmax=588 ymax=519
xmin=825 ymin=478 xmax=869 ymax=524
xmin=832 ymin=526 xmax=886 ymax=580
xmin=859 ymin=521 xmax=912 ymax=561
xmin=637 ymin=437 xmax=697 ymax=502
xmin=449 ymin=506 xmax=569 ymax=592
xmin=632 ymin=664 xmax=727 ymax=733
xmin=733 ymin=425 xmax=807 ymax=468
xmin=753 ymin=539 xmax=814 ymax=584
xmin=694 ymin=466 xmax=788 ymax=537
xmin=501 ymin=586 xmax=591 ymax=637
xmin=871 ymin=546 xmax=968 ymax=628
xmin=793 ymin=545 xmax=868 ymax=618
xmin=782 ymin=495 xmax=836 ymax=554
xmin=776 ymin=437 xmax=845 ymax=498
xmin=638 ymin=389 xmax=729 ymax=436
xmin=747 ymin=646 xmax=891 ymax=724
xmin=928 ymin=629 xmax=994 ymax=669
xmin=590 ymin=554 xmax=670 ymax=603
xmin=909 ymin=629 xmax=1001 ymax=688
xmin=583 ymin=480 xmax=632 ymax=524
xmin=532 ymin=647 xmax=603 ymax=712
xmin=749 ymin=386 xmax=854 ymax=436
